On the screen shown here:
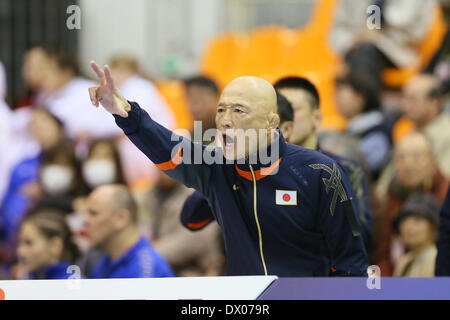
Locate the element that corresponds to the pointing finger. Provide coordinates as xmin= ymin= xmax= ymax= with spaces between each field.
xmin=90 ymin=61 xmax=106 ymax=86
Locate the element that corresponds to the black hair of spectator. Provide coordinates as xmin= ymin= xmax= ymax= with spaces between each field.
xmin=184 ymin=76 xmax=219 ymax=95
xmin=86 ymin=139 xmax=127 ymax=189
xmin=22 ymin=206 xmax=80 ymax=263
xmin=273 ymin=76 xmax=320 ymax=110
xmin=336 ymin=72 xmax=381 ymax=113
xmin=276 ymin=91 xmax=294 ymax=124
xmin=41 ymin=141 xmax=88 ymax=197
xmin=392 ymin=192 xmax=441 ymax=235
xmin=43 ymin=46 xmax=79 ymax=76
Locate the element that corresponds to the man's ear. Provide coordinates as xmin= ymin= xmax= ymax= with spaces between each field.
xmin=280 ymin=121 xmax=293 ymax=142
xmin=268 ymin=112 xmax=280 ymax=130
xmin=313 ymin=109 xmax=322 ymax=130
xmin=113 ymin=209 xmax=131 ymax=230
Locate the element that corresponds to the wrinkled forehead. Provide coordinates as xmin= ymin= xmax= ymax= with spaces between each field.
xmin=219 ymin=79 xmax=276 ymax=111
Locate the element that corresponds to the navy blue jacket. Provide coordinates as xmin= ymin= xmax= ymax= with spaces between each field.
xmin=114 ymin=102 xmax=368 ymax=276
xmin=436 ymin=187 xmax=450 ymax=276
xmin=321 ymin=151 xmax=373 ymax=249
xmin=181 ymin=151 xmax=373 ymax=250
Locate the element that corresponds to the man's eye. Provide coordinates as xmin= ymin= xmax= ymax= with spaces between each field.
xmin=217 ymin=108 xmax=224 ymax=113
xmin=235 ymin=109 xmax=244 ymax=113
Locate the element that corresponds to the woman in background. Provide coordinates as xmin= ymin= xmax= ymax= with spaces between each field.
xmin=82 ymin=139 xmax=126 ymax=190
xmin=16 ymin=207 xmax=80 ymax=279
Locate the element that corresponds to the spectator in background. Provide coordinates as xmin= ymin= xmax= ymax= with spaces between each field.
xmin=0 ymin=110 xmax=65 ymax=248
xmin=110 ymin=55 xmax=175 ymax=188
xmin=274 ymin=77 xmax=373 ymax=249
xmin=330 ymin=0 xmax=436 ymax=88
xmin=85 ymin=184 xmax=173 ymax=278
xmin=16 ymin=207 xmax=79 ymax=279
xmin=70 ymin=139 xmax=128 ymax=255
xmin=37 ymin=48 xmax=121 ymax=141
xmin=400 ymin=74 xmax=450 ymax=177
xmin=374 ymin=132 xmax=449 ymax=276
xmin=110 ymin=56 xmax=174 ymax=129
xmin=82 ymin=139 xmax=126 ymax=190
xmin=145 ymin=171 xmax=223 ymax=277
xmin=336 ymin=72 xmax=392 ymax=179
xmin=184 ymin=75 xmax=220 ymax=134
xmin=17 ymin=47 xmax=49 ymax=109
xmin=435 ymin=186 xmax=450 ymax=276
xmin=39 ymin=142 xmax=87 ymax=209
xmin=0 ymin=60 xmax=12 ymax=204
xmin=392 ymin=193 xmax=440 ymax=277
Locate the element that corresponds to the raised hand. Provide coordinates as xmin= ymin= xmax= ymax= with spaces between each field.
xmin=88 ymin=61 xmax=130 ymax=117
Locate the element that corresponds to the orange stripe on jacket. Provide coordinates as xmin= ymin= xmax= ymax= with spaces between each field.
xmin=187 ymin=219 xmax=211 ymax=230
xmin=154 ymin=146 xmax=182 ymax=171
xmin=235 ymin=158 xmax=282 ymax=181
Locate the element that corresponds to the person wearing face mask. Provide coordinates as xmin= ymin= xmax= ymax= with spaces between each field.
xmin=39 ymin=142 xmax=88 ymax=209
xmin=16 ymin=206 xmax=80 ymax=279
xmin=82 ymin=139 xmax=126 ymax=190
xmin=0 ymin=110 xmax=65 ymax=251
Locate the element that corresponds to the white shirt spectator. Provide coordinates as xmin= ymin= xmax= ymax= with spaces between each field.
xmin=116 ymin=76 xmax=176 ymax=187
xmin=119 ymin=75 xmax=175 ymax=129
xmin=38 ymin=77 xmax=122 ymax=139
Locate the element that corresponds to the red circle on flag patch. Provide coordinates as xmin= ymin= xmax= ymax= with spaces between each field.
xmin=282 ymin=194 xmax=291 ymax=202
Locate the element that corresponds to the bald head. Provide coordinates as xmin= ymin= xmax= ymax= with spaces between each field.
xmin=216 ymin=76 xmax=280 ymax=160
xmin=88 ymin=184 xmax=137 ymax=223
xmin=221 ymin=76 xmax=278 ymax=114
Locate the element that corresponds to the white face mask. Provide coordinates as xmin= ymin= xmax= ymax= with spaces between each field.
xmin=82 ymin=159 xmax=117 ymax=188
xmin=41 ymin=165 xmax=74 ymax=195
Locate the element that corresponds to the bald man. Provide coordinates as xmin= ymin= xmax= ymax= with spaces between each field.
xmin=85 ymin=184 xmax=174 ymax=278
xmin=88 ymin=62 xmax=368 ymax=276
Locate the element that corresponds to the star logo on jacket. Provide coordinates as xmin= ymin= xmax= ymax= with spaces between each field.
xmin=276 ymin=190 xmax=297 ymax=205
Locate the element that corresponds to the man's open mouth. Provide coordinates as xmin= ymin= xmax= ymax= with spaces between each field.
xmin=222 ymin=133 xmax=235 ymax=151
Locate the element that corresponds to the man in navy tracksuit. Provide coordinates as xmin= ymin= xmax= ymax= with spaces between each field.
xmin=88 ymin=62 xmax=368 ymax=276
xmin=182 ymin=77 xmax=373 ymax=250
xmin=436 ymin=187 xmax=450 ymax=276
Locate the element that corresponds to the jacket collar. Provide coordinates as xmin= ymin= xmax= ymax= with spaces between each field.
xmin=234 ymin=130 xmax=286 ymax=181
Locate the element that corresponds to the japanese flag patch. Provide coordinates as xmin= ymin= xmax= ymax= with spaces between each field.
xmin=276 ymin=190 xmax=297 ymax=206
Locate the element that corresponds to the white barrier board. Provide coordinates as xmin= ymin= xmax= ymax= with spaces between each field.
xmin=0 ymin=276 xmax=277 ymax=300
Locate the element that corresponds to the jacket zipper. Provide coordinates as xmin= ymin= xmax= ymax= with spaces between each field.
xmin=249 ymin=164 xmax=268 ymax=275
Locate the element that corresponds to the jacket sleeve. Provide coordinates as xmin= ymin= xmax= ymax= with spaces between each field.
xmin=436 ymin=188 xmax=450 ymax=276
xmin=180 ymin=191 xmax=216 ymax=231
xmin=114 ymin=101 xmax=216 ymax=195
xmin=312 ymin=162 xmax=369 ymax=276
